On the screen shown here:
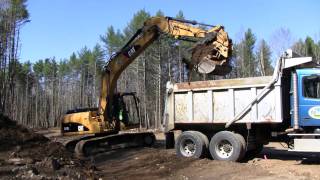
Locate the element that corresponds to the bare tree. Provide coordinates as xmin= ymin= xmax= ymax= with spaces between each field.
xmin=270 ymin=28 xmax=294 ymax=62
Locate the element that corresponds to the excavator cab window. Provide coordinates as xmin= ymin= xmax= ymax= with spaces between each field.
xmin=113 ymin=93 xmax=141 ymax=128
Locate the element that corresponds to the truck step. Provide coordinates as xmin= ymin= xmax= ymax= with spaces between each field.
xmin=289 ymin=138 xmax=320 ymax=152
xmin=288 ymin=133 xmax=320 ymax=137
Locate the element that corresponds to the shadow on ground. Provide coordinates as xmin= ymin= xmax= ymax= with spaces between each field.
xmin=259 ymin=146 xmax=320 ymax=165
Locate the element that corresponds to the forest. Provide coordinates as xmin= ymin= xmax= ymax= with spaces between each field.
xmin=1 ymin=0 xmax=320 ymax=129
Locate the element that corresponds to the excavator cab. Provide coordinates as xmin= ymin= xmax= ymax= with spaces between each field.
xmin=61 ymin=92 xmax=141 ymax=135
xmin=113 ymin=92 xmax=141 ymax=130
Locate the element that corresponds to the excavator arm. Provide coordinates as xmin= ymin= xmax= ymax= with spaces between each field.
xmin=99 ymin=16 xmax=232 ymax=131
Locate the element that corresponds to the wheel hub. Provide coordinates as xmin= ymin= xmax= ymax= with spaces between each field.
xmin=181 ymin=139 xmax=196 ymax=157
xmin=216 ymin=140 xmax=233 ymax=158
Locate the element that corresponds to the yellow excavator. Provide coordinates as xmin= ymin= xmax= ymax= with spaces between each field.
xmin=60 ymin=16 xmax=232 ymax=156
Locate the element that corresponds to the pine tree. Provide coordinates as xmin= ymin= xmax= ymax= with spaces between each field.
xmin=237 ymin=29 xmax=257 ymax=77
xmin=123 ymin=9 xmax=151 ymax=38
xmin=100 ymin=26 xmax=124 ymax=56
xmin=256 ymin=40 xmax=273 ymax=76
xmin=292 ymin=37 xmax=320 ymax=63
xmin=176 ymin=10 xmax=184 ymax=19
xmin=305 ymin=36 xmax=316 ymax=58
xmin=155 ymin=10 xmax=164 ymax=17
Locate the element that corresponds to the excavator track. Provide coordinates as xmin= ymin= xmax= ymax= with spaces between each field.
xmin=62 ymin=131 xmax=116 ymax=153
xmin=64 ymin=132 xmax=155 ymax=157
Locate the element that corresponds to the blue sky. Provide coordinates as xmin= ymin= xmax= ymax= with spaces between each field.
xmin=20 ymin=0 xmax=320 ymax=62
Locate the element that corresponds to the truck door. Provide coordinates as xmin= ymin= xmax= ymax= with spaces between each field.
xmin=298 ymin=70 xmax=320 ymax=127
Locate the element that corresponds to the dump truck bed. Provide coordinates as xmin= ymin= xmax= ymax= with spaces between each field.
xmin=165 ymin=76 xmax=283 ymax=128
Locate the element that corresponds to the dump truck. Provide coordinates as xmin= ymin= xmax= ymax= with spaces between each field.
xmin=164 ymin=49 xmax=320 ymax=161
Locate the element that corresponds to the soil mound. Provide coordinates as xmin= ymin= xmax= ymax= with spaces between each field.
xmin=0 ymin=114 xmax=48 ymax=151
xmin=0 ymin=114 xmax=99 ymax=179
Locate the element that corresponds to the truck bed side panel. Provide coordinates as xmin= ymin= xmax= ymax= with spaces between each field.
xmin=171 ymin=76 xmax=283 ymax=124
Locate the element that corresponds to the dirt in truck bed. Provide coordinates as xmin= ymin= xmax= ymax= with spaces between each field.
xmin=1 ymin=115 xmax=320 ymax=180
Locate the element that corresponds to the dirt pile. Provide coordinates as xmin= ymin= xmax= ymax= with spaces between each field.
xmin=0 ymin=114 xmax=48 ymax=151
xmin=0 ymin=114 xmax=99 ymax=179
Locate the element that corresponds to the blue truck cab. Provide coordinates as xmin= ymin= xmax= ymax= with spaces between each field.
xmin=295 ymin=68 xmax=320 ymax=127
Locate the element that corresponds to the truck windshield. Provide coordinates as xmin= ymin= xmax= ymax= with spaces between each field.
xmin=303 ymin=75 xmax=320 ymax=99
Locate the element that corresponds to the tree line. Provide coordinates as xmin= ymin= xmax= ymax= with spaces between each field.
xmin=1 ymin=4 xmax=320 ymax=128
xmin=0 ymin=0 xmax=29 ymax=120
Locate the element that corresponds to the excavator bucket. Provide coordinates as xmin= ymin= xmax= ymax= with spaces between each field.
xmin=191 ymin=27 xmax=232 ymax=75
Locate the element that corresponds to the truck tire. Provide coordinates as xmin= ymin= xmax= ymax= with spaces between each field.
xmin=143 ymin=133 xmax=156 ymax=146
xmin=235 ymin=133 xmax=246 ymax=160
xmin=193 ymin=131 xmax=209 ymax=147
xmin=193 ymin=131 xmax=209 ymax=156
xmin=209 ymin=131 xmax=244 ymax=162
xmin=175 ymin=131 xmax=207 ymax=158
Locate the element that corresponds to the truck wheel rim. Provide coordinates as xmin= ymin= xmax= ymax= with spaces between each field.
xmin=180 ymin=139 xmax=196 ymax=157
xmin=215 ymin=140 xmax=233 ymax=158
